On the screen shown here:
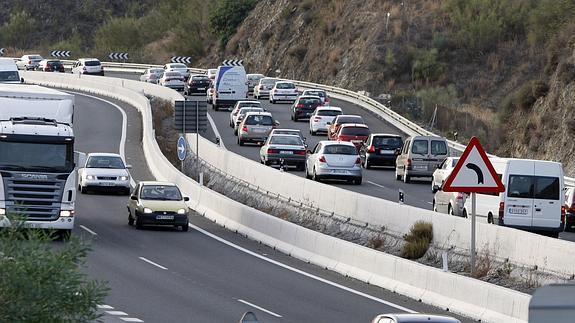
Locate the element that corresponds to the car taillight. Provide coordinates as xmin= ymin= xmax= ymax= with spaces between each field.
xmin=295 ymin=150 xmax=306 ymax=155
xmin=570 ymin=203 xmax=575 ymax=213
xmin=498 ymin=202 xmax=505 ymax=224
xmin=355 ymin=157 xmax=361 ymax=164
xmin=367 ymin=145 xmax=375 ymax=153
xmin=28 ymin=60 xmax=32 ymax=64
xmin=456 ymin=192 xmax=465 ymax=200
xmin=406 ymin=158 xmax=412 ymax=169
xmin=296 ymin=104 xmax=304 ymax=108
xmin=561 ymin=205 xmax=566 ymax=224
xmin=267 ymin=149 xmax=279 ymax=154
xmin=314 ymin=116 xmax=322 ymax=122
xmin=319 ymin=156 xmax=326 ymax=163
xmin=242 ymin=126 xmax=248 ymax=132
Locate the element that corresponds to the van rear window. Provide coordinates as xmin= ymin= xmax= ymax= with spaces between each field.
xmin=507 ymin=175 xmax=560 ymax=200
xmin=431 ymin=140 xmax=447 ymax=155
xmin=412 ymin=140 xmax=428 ymax=155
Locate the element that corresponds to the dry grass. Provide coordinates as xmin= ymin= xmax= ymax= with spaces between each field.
xmin=401 ymin=221 xmax=433 ymax=259
xmin=472 ymin=250 xmax=493 ymax=278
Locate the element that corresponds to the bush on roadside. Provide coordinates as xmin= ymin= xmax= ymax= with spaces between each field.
xmin=402 ymin=221 xmax=433 ymax=259
xmin=209 ymin=0 xmax=258 ymax=45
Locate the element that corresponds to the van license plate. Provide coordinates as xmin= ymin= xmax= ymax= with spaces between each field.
xmin=156 ymin=215 xmax=174 ymax=220
xmin=508 ymin=208 xmax=528 ymax=215
xmin=414 ymin=165 xmax=427 ymax=170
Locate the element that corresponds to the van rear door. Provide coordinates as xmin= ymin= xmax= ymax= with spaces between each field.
xmin=504 ymin=160 xmax=535 ymax=227
xmin=532 ymin=163 xmax=562 ymax=229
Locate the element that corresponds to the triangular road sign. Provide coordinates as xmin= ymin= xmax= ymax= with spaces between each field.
xmin=443 ymin=137 xmax=505 ymax=193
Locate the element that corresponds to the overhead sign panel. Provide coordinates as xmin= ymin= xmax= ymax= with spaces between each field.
xmin=442 ymin=137 xmax=504 ymax=193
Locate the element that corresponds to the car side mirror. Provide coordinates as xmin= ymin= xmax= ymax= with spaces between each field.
xmin=125 ymin=164 xmax=132 ymax=169
xmin=184 ymin=197 xmax=190 ymax=201
xmin=432 ymin=185 xmax=440 ymax=194
xmin=130 ymin=195 xmax=138 ymax=200
xmin=274 ymin=120 xmax=280 ymax=126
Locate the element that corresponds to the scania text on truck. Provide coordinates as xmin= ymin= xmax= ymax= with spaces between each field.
xmin=0 ymin=84 xmax=77 ymax=238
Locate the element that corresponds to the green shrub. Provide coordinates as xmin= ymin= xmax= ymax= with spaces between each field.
xmin=416 ymin=85 xmax=458 ymax=121
xmin=528 ymin=0 xmax=575 ymax=45
xmin=94 ymin=17 xmax=145 ymax=53
xmin=402 ymin=221 xmax=433 ymax=259
xmin=411 ymin=48 xmax=444 ymax=82
xmin=209 ymin=0 xmax=258 ymax=45
xmin=498 ymin=80 xmax=548 ymax=123
xmin=0 ymin=10 xmax=36 ymax=49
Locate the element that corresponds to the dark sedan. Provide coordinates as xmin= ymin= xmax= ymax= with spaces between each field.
xmin=291 ymin=95 xmax=322 ymax=122
xmin=359 ymin=133 xmax=404 ymax=168
xmin=185 ymin=75 xmax=211 ymax=95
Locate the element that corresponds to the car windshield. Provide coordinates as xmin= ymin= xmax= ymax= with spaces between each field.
xmin=270 ymin=135 xmax=303 ymax=146
xmin=0 ymin=71 xmax=20 ymax=82
xmin=85 ymin=60 xmax=101 ymax=66
xmin=140 ymin=185 xmax=182 ymax=201
xmin=337 ymin=116 xmax=364 ymax=124
xmin=373 ymin=136 xmax=403 ymax=148
xmin=340 ymin=127 xmax=370 ymax=136
xmin=323 ymin=145 xmax=357 ymax=155
xmin=150 ymin=69 xmax=163 ymax=74
xmin=317 ymin=109 xmax=341 ymax=116
xmin=86 ymin=156 xmax=125 ymax=169
xmin=276 ymin=83 xmax=295 ymax=89
xmin=306 ymin=91 xmax=325 ymax=98
xmin=245 ymin=115 xmax=273 ymax=126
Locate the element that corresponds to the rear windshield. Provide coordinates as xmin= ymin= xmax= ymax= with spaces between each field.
xmin=323 ymin=145 xmax=357 ymax=155
xmin=150 ymin=69 xmax=163 ymax=74
xmin=412 ymin=140 xmax=429 ymax=155
xmin=270 ymin=136 xmax=303 ymax=146
xmin=248 ymin=75 xmax=264 ymax=80
xmin=373 ymin=136 xmax=403 ymax=148
xmin=171 ymin=64 xmax=186 ymax=69
xmin=273 ymin=130 xmax=300 ymax=137
xmin=299 ymin=98 xmax=321 ymax=105
xmin=239 ymin=102 xmax=261 ymax=108
xmin=507 ymin=175 xmax=560 ymax=200
xmin=192 ymin=76 xmax=209 ymax=81
xmin=30 ymin=56 xmax=42 ymax=60
xmin=337 ymin=116 xmax=364 ymax=124
xmin=261 ymin=78 xmax=278 ymax=85
xmin=0 ymin=71 xmax=20 ymax=82
xmin=85 ymin=60 xmax=101 ymax=66
xmin=276 ymin=82 xmax=295 ymax=89
xmin=317 ymin=109 xmax=341 ymax=116
xmin=305 ymin=91 xmax=325 ymax=98
xmin=431 ymin=140 xmax=448 ymax=155
xmin=245 ymin=115 xmax=273 ymax=126
xmin=47 ymin=61 xmax=61 ymax=65
xmin=239 ymin=108 xmax=264 ymax=116
xmin=165 ymin=72 xmax=181 ymax=77
xmin=340 ymin=127 xmax=370 ymax=136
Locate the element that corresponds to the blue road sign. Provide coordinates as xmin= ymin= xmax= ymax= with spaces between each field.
xmin=177 ymin=136 xmax=187 ymax=161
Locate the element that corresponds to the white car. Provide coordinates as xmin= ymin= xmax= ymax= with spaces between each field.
xmin=164 ymin=63 xmax=189 ymax=80
xmin=301 ymin=88 xmax=330 ymax=105
xmin=309 ymin=106 xmax=342 ymax=135
xmin=432 ymin=157 xmax=459 ymax=191
xmin=233 ymin=107 xmax=265 ymax=134
xmin=371 ymin=313 xmax=461 ymax=323
xmin=253 ymin=77 xmax=278 ymax=99
xmin=270 ymin=81 xmax=298 ymax=104
xmin=229 ymin=100 xmax=262 ymax=127
xmin=159 ymin=71 xmax=185 ymax=91
xmin=247 ymin=73 xmax=265 ymax=93
xmin=72 ymin=58 xmax=104 ymax=76
xmin=207 ymin=68 xmax=218 ymax=81
xmin=16 ymin=54 xmax=43 ymax=70
xmin=140 ymin=68 xmax=164 ymax=83
xmin=433 ymin=186 xmax=468 ymax=217
xmin=78 ymin=153 xmax=131 ymax=195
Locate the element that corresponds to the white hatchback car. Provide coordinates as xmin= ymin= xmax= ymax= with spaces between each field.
xmin=72 ymin=58 xmax=104 ymax=76
xmin=309 ymin=106 xmax=342 ymax=135
xmin=78 ymin=153 xmax=131 ymax=194
xmin=371 ymin=313 xmax=461 ymax=323
xmin=164 ymin=63 xmax=190 ymax=80
xmin=16 ymin=54 xmax=44 ymax=70
xmin=270 ymin=81 xmax=298 ymax=103
xmin=432 ymin=157 xmax=459 ymax=191
xmin=159 ymin=71 xmax=185 ymax=91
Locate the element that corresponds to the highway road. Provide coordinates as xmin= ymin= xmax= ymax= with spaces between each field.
xmin=71 ymin=91 xmax=472 ymax=322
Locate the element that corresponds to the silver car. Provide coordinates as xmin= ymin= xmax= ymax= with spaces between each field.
xmin=237 ymin=112 xmax=279 ymax=145
xmin=159 ymin=71 xmax=185 ymax=91
xmin=371 ymin=313 xmax=461 ymax=323
xmin=247 ymin=73 xmax=265 ymax=93
xmin=78 ymin=153 xmax=132 ymax=195
xmin=268 ymin=128 xmax=307 ymax=146
xmin=140 ymin=68 xmax=164 ymax=83
xmin=305 ymin=141 xmax=362 ymax=184
xmin=229 ymin=100 xmax=262 ymax=127
xmin=259 ymin=134 xmax=306 ymax=170
xmin=234 ymin=107 xmax=265 ymax=135
xmin=432 ymin=185 xmax=468 ymax=217
xmin=253 ymin=77 xmax=278 ymax=99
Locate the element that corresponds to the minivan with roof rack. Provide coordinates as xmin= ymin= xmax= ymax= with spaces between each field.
xmin=395 ymin=135 xmax=449 ymax=183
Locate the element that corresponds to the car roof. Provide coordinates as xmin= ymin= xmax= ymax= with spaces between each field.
xmin=79 ymin=58 xmax=99 ymax=61
xmin=375 ymin=313 xmax=461 ymax=322
xmin=87 ymin=152 xmax=122 ymax=157
xmin=237 ymin=100 xmax=260 ymax=104
xmin=371 ymin=133 xmax=402 ymax=137
xmin=275 ymin=81 xmax=294 ymax=84
xmin=303 ymin=89 xmax=326 ymax=93
xmin=138 ymin=181 xmax=177 ymax=186
xmin=320 ymin=140 xmax=356 ymax=147
xmin=244 ymin=111 xmax=272 ymax=117
xmin=408 ymin=135 xmax=446 ymax=140
xmin=270 ymin=134 xmax=301 ymax=138
xmin=340 ymin=123 xmax=369 ymax=128
xmin=272 ymin=128 xmax=301 ymax=132
xmin=316 ymin=106 xmax=342 ymax=111
xmin=336 ymin=114 xmax=362 ymax=118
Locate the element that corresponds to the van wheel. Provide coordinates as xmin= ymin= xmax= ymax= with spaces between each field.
xmin=448 ymin=205 xmax=454 ymax=216
xmin=462 ymin=209 xmax=468 ymax=218
xmin=403 ymin=171 xmax=411 ymax=183
xmin=395 ymin=169 xmax=401 ymax=181
xmin=238 ymin=138 xmax=244 ymax=146
xmin=488 ymin=213 xmax=494 ymax=224
xmin=432 ymin=200 xmax=437 ymax=212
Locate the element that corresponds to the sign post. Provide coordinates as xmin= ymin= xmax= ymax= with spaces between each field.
xmin=442 ymin=137 xmax=505 ymax=274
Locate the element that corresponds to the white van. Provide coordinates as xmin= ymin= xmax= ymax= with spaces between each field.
xmin=464 ymin=158 xmax=565 ymax=237
xmin=212 ymin=60 xmax=248 ymax=111
xmin=0 ymin=58 xmax=22 ymax=84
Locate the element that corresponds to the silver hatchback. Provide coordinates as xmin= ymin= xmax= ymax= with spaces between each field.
xmin=237 ymin=112 xmax=279 ymax=145
xmin=305 ymin=141 xmax=362 ymax=184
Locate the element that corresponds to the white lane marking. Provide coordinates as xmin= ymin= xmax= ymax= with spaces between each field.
xmin=427 ymin=202 xmax=433 ymax=205
xmin=97 ymin=304 xmax=114 ymax=309
xmin=79 ymin=225 xmax=97 ymax=236
xmin=367 ymin=180 xmax=386 ymax=189
xmin=138 ymin=256 xmax=168 ymax=270
xmin=120 ymin=318 xmax=144 ymax=322
xmin=63 ymin=91 xmax=136 ymax=188
xmin=238 ymin=299 xmax=282 ymax=318
xmin=207 ymin=112 xmax=226 ymax=150
xmin=189 ymin=222 xmax=417 ymax=313
xmin=106 ymin=311 xmax=128 ymax=316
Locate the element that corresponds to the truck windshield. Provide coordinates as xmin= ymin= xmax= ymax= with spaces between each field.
xmin=0 ymin=141 xmax=73 ymax=172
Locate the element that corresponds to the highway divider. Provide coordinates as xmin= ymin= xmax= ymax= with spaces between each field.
xmin=22 ymin=71 xmax=530 ymax=323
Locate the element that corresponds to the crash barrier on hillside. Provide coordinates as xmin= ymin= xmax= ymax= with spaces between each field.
xmin=22 ymin=71 xmax=530 ymax=323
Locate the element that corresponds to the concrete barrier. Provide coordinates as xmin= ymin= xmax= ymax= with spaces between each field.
xmin=21 ymin=71 xmax=530 ymax=322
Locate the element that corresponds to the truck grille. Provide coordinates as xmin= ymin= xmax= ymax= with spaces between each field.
xmin=97 ymin=176 xmax=117 ymax=180
xmin=3 ymin=173 xmax=66 ymax=221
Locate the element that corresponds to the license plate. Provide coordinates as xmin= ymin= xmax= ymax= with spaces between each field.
xmin=99 ymin=182 xmax=114 ymax=186
xmin=156 ymin=215 xmax=174 ymax=220
xmin=380 ymin=149 xmax=395 ymax=154
xmin=198 ymin=88 xmax=205 ymax=90
xmin=254 ymin=128 xmax=267 ymax=133
xmin=332 ymin=169 xmax=347 ymax=174
xmin=508 ymin=207 xmax=528 ymax=215
xmin=280 ymin=151 xmax=293 ymax=154
xmin=414 ymin=165 xmax=427 ymax=170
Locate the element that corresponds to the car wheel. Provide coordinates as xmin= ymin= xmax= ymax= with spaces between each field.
xmin=488 ymin=213 xmax=494 ymax=224
xmin=433 ymin=200 xmax=437 ymax=212
xmin=214 ymin=104 xmax=219 ymax=111
xmin=80 ymin=185 xmax=87 ymax=194
xmin=57 ymin=229 xmax=71 ymax=241
xmin=181 ymin=223 xmax=189 ymax=232
xmin=128 ymin=214 xmax=134 ymax=226
xmin=395 ymin=168 xmax=401 ymax=181
xmin=238 ymin=137 xmax=244 ymax=146
xmin=363 ymin=159 xmax=370 ymax=169
xmin=312 ymin=168 xmax=320 ymax=182
xmin=462 ymin=209 xmax=468 ymax=218
xmin=135 ymin=215 xmax=143 ymax=230
xmin=448 ymin=204 xmax=454 ymax=216
xmin=403 ymin=171 xmax=411 ymax=183
xmin=354 ymin=177 xmax=362 ymax=185
xmin=234 ymin=129 xmax=238 ymax=136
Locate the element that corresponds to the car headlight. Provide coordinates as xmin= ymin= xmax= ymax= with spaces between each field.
xmin=60 ymin=210 xmax=74 ymax=217
xmin=143 ymin=208 xmax=153 ymax=214
xmin=119 ymin=176 xmax=129 ymax=181
xmin=86 ymin=175 xmax=95 ymax=180
xmin=0 ymin=208 xmax=5 ymax=216
xmin=177 ymin=208 xmax=186 ymax=215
